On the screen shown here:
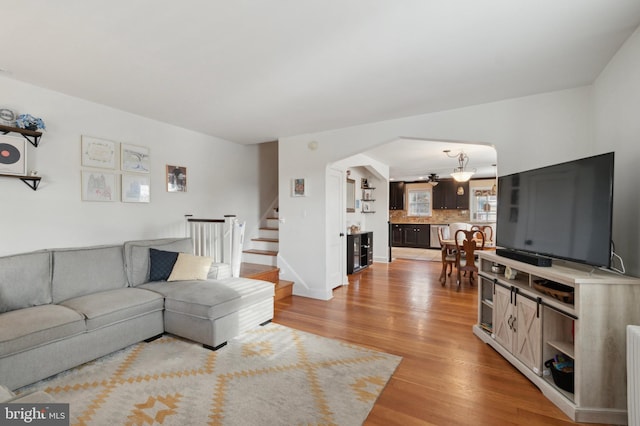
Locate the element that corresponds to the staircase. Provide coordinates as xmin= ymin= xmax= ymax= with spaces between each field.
xmin=240 ymin=209 xmax=293 ymax=300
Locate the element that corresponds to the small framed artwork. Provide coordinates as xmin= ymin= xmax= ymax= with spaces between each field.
xmin=122 ymin=174 xmax=150 ymax=203
xmin=166 ymin=165 xmax=187 ymax=192
xmin=292 ymin=178 xmax=307 ymax=197
xmin=362 ymin=202 xmax=371 ymax=212
xmin=81 ymin=135 xmax=116 ymax=169
xmin=0 ymin=134 xmax=27 ymax=175
xmin=81 ymin=171 xmax=117 ymax=202
xmin=121 ymin=144 xmax=150 ymax=173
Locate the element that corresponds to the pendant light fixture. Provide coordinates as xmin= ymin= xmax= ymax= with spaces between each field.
xmin=426 ymin=173 xmax=439 ymax=187
xmin=444 ymin=150 xmax=476 ymax=182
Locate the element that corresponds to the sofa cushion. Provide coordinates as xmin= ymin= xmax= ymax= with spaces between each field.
xmin=208 ymin=262 xmax=232 ymax=280
xmin=149 ymin=249 xmax=179 ymax=281
xmin=60 ymin=288 xmax=164 ymax=331
xmin=51 ymin=245 xmax=128 ymax=303
xmin=0 ymin=251 xmax=51 ymax=313
xmin=124 ymin=238 xmax=193 ymax=286
xmin=168 ymin=253 xmax=214 ymax=281
xmin=140 ymin=278 xmax=274 ymax=320
xmin=0 ymin=305 xmax=85 ymax=357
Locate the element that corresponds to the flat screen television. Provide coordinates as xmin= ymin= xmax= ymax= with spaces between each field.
xmin=496 ymin=152 xmax=614 ymax=268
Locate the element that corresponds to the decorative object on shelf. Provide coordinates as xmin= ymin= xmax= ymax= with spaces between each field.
xmin=15 ymin=114 xmax=45 ymax=131
xmin=427 ymin=173 xmax=439 ymax=186
xmin=81 ymin=171 xmax=117 ymax=202
xmin=0 ymin=134 xmax=27 ymax=175
xmin=504 ymin=265 xmax=518 ymax=279
xmin=291 ymin=177 xmax=306 ymax=197
xmin=167 ymin=165 xmax=187 ymax=192
xmin=122 ymin=174 xmax=150 ymax=203
xmin=121 ymin=143 xmax=150 ymax=173
xmin=0 ymin=108 xmax=16 ymax=126
xmin=29 ymin=170 xmax=38 ymax=176
xmin=456 ymin=185 xmax=465 ymax=195
xmin=444 ymin=149 xmax=476 ymax=182
xmin=81 ymin=135 xmax=117 ymax=169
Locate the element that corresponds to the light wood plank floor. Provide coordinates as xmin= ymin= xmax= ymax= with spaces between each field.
xmin=273 ymin=259 xmax=607 ymax=426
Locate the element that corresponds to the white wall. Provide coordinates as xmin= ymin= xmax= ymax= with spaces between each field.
xmin=593 ymin=26 xmax=640 ymax=274
xmin=0 ymin=77 xmax=266 ymax=256
xmin=279 ymin=86 xmax=597 ymax=299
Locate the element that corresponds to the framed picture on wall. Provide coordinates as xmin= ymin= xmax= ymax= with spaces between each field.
xmin=166 ymin=165 xmax=187 ymax=192
xmin=292 ymin=178 xmax=307 ymax=197
xmin=121 ymin=144 xmax=150 ymax=173
xmin=0 ymin=134 xmax=27 ymax=175
xmin=121 ymin=174 xmax=150 ymax=203
xmin=81 ymin=171 xmax=117 ymax=202
xmin=81 ymin=135 xmax=117 ymax=169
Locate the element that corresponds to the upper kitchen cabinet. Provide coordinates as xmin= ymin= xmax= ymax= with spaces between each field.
xmin=433 ymin=179 xmax=469 ymax=209
xmin=389 ymin=181 xmax=405 ymax=210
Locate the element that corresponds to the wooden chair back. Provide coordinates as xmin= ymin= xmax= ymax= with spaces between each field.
xmin=454 ymin=229 xmax=485 ymax=286
xmin=471 ymin=225 xmax=493 ymax=244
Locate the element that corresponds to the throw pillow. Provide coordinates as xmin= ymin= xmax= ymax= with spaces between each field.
xmin=149 ymin=248 xmax=180 ymax=281
xmin=168 ymin=253 xmax=214 ymax=281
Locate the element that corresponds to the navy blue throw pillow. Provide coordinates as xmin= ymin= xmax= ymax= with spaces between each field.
xmin=149 ymin=248 xmax=179 ymax=281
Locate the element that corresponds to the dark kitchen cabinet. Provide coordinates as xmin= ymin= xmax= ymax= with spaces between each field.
xmin=391 ymin=224 xmax=404 ymax=246
xmin=389 ymin=181 xmax=405 ymax=210
xmin=391 ymin=224 xmax=430 ymax=248
xmin=433 ymin=179 xmax=469 ymax=209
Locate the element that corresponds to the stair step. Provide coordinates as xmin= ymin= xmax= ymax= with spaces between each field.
xmin=240 ymin=262 xmax=279 ymax=283
xmin=275 ymin=279 xmax=294 ymax=300
xmin=252 ymin=237 xmax=278 ymax=243
xmin=258 ymin=228 xmax=279 ymax=239
xmin=238 ymin=263 xmax=293 ymax=301
xmin=243 ymin=249 xmax=277 ymax=256
xmin=265 ymin=218 xmax=280 ymax=228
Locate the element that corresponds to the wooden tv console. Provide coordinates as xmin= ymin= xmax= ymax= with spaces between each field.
xmin=473 ymin=251 xmax=640 ymax=424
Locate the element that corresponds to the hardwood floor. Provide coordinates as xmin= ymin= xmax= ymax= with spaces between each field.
xmin=273 ymin=259 xmax=607 ymax=426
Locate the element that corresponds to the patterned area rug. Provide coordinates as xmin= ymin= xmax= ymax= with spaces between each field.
xmin=17 ymin=323 xmax=401 ymax=426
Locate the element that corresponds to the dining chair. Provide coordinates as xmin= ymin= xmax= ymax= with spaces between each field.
xmin=438 ymin=226 xmax=457 ymax=284
xmin=471 ymin=225 xmax=493 ymax=245
xmin=454 ymin=229 xmax=485 ymax=287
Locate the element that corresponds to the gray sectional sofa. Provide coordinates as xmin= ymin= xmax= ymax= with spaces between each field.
xmin=0 ymin=237 xmax=274 ymax=391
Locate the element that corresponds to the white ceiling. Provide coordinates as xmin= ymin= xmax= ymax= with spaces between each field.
xmin=364 ymin=139 xmax=498 ymax=181
xmin=2 ymin=2 xmax=640 ymax=155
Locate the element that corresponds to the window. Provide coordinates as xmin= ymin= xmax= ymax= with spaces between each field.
xmin=407 ymin=189 xmax=432 ymax=217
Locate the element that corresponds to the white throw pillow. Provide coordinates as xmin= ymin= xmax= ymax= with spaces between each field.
xmin=168 ymin=253 xmax=214 ymax=281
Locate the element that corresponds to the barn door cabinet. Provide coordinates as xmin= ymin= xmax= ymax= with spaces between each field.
xmin=473 ymin=251 xmax=640 ymax=425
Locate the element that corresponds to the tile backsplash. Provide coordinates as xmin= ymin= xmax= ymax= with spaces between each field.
xmin=390 ymin=209 xmax=470 ymax=224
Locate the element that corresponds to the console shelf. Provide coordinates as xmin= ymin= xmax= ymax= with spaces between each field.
xmin=473 ymin=250 xmax=640 ymax=424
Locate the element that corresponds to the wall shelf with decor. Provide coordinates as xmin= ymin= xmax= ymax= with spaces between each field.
xmin=361 ymin=187 xmax=376 ymax=213
xmin=0 ymin=173 xmax=41 ymax=191
xmin=0 ymin=124 xmax=43 ymax=148
xmin=0 ymin=125 xmax=44 ymax=191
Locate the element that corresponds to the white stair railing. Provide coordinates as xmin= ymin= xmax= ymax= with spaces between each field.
xmin=185 ymin=215 xmax=244 ymax=277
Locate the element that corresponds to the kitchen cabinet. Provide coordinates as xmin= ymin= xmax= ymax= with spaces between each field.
xmin=433 ymin=179 xmax=469 ymax=209
xmin=389 ymin=181 xmax=405 ymax=210
xmin=391 ymin=224 xmax=429 ymax=248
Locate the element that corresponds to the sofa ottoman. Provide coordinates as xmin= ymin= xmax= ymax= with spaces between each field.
xmin=139 ymin=277 xmax=274 ymax=349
